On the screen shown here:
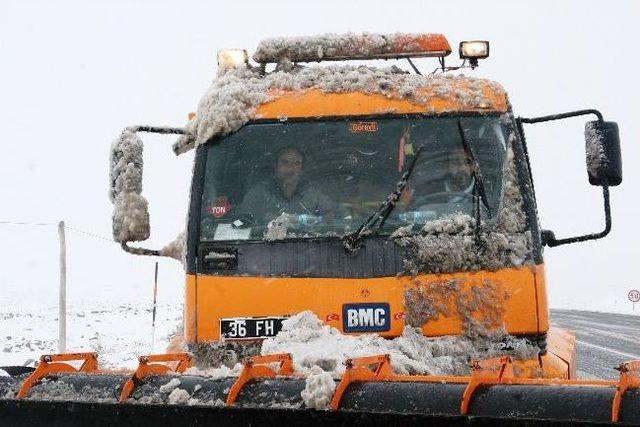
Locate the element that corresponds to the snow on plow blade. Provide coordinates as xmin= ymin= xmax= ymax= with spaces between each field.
xmin=0 ymin=354 xmax=639 ymax=426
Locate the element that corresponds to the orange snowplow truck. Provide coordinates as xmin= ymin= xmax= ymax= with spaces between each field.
xmin=2 ymin=33 xmax=635 ymax=426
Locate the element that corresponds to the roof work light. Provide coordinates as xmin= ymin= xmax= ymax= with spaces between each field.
xmin=217 ymin=49 xmax=249 ymax=69
xmin=459 ymin=41 xmax=490 ymax=68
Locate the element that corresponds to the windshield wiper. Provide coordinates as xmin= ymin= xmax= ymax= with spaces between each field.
xmin=343 ymin=146 xmax=423 ymax=251
xmin=456 ymin=119 xmax=491 ymax=244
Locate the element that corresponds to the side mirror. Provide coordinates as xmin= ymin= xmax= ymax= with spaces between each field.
xmin=585 ymin=120 xmax=622 ymax=186
xmin=110 ymin=129 xmax=151 ymax=243
xmin=109 ymin=125 xmax=189 ymax=259
xmin=518 ymin=109 xmax=619 ymax=247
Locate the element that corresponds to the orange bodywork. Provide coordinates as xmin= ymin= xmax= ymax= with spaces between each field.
xmin=184 ymin=264 xmax=548 ymax=341
xmin=256 ymin=86 xmax=507 ymax=120
xmin=181 ymin=84 xmax=574 ymax=379
xmin=183 ymin=264 xmax=575 ymax=378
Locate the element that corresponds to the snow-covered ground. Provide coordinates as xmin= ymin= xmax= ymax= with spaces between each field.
xmin=0 ymin=299 xmax=181 ymax=369
xmin=2 ymin=297 xmax=636 ymax=384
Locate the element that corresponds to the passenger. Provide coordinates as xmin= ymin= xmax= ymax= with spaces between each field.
xmin=238 ymin=146 xmax=338 ymax=224
xmin=407 ymin=147 xmax=476 ymax=209
xmin=442 ymin=147 xmax=475 ymax=201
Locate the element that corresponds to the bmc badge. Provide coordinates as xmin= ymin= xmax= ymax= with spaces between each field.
xmin=342 ymin=303 xmax=390 ymax=333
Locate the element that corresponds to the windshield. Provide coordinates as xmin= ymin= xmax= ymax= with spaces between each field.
xmin=199 ymin=115 xmax=508 ymax=242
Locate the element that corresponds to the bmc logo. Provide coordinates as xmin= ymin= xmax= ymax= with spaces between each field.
xmin=342 ymin=303 xmax=390 ymax=333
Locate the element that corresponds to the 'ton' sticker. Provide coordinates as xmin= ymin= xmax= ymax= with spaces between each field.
xmin=349 ymin=121 xmax=378 ymax=133
xmin=208 ymin=196 xmax=232 ymax=218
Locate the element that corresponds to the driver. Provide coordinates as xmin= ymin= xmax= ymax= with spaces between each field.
xmin=238 ymin=146 xmax=337 ymax=224
xmin=443 ymin=147 xmax=475 ymax=201
xmin=405 ymin=147 xmax=475 ymax=209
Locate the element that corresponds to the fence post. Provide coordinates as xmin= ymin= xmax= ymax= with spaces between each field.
xmin=58 ymin=220 xmax=66 ymax=353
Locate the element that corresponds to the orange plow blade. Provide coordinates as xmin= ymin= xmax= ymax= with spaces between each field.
xmin=1 ymin=352 xmax=639 ymax=425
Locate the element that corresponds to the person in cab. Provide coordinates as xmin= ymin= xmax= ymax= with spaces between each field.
xmin=239 ymin=146 xmax=338 ymax=225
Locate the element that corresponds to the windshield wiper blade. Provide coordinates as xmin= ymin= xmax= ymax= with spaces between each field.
xmin=456 ymin=119 xmax=492 ymax=246
xmin=456 ymin=119 xmax=492 ymax=218
xmin=343 ymin=146 xmax=423 ymax=251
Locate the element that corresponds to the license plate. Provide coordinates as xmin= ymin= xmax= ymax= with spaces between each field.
xmin=220 ymin=317 xmax=286 ymax=340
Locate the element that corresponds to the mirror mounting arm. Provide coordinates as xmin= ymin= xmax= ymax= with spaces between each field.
xmin=518 ymin=109 xmax=603 ymax=125
xmin=120 ymin=242 xmax=161 ymax=257
xmin=541 ymin=186 xmax=611 ymax=247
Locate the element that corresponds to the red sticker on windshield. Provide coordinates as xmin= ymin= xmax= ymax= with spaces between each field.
xmin=208 ymin=196 xmax=232 ymax=218
xmin=350 ymin=121 xmax=378 ymax=133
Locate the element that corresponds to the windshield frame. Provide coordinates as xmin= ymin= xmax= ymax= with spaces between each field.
xmin=194 ymin=111 xmax=510 ymax=245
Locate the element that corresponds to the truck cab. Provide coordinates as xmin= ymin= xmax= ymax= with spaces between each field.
xmin=110 ymin=33 xmax=622 ymax=379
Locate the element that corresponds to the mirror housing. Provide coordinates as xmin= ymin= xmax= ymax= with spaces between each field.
xmin=110 ymin=129 xmax=151 ymax=243
xmin=585 ymin=120 xmax=622 ymax=186
xmin=109 ymin=125 xmax=189 ymax=258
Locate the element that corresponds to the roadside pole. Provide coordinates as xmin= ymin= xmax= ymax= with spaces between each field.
xmin=58 ymin=221 xmax=67 ymax=353
xmin=151 ymin=261 xmax=158 ymax=351
xmin=628 ymin=289 xmax=640 ymax=312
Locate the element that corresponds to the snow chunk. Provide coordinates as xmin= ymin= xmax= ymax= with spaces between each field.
xmin=112 ymin=193 xmax=150 ymax=242
xmin=110 ymin=129 xmax=149 ymax=243
xmin=264 ymin=213 xmax=289 ymax=241
xmin=160 ymin=230 xmax=186 ymax=265
xmin=261 ymin=311 xmax=538 ymax=377
xmin=25 ymin=378 xmax=117 ymax=403
xmin=109 ymin=129 xmax=143 ymax=202
xmin=585 ymin=121 xmax=607 ymax=178
xmin=184 ymin=363 xmax=243 ymax=379
xmin=191 ymin=340 xmax=260 ymax=369
xmin=404 ymin=279 xmax=508 ymax=339
xmin=168 ymin=387 xmax=190 ymax=405
xmin=159 ymin=377 xmax=181 ymax=394
xmin=301 ymin=365 xmax=336 ymax=410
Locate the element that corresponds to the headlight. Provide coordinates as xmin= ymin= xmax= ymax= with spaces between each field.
xmin=217 ymin=49 xmax=249 ymax=69
xmin=459 ymin=41 xmax=490 ymax=60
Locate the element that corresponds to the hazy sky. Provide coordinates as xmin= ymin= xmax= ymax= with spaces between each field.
xmin=1 ymin=0 xmax=638 ymax=314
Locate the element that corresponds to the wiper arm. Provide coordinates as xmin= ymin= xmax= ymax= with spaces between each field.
xmin=344 ymin=146 xmax=423 ymax=251
xmin=456 ymin=119 xmax=492 ymax=218
xmin=456 ymin=119 xmax=491 ymax=245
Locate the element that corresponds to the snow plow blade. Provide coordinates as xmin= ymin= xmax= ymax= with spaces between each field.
xmin=1 ymin=374 xmax=640 ymax=426
xmin=1 ymin=354 xmax=640 ymax=425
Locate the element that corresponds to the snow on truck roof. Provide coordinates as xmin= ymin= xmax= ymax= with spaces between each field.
xmin=175 ymin=33 xmax=508 ymax=153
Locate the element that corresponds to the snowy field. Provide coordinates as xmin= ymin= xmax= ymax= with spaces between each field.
xmin=2 ymin=296 xmax=637 ymax=382
xmin=0 ymin=300 xmax=181 ymax=369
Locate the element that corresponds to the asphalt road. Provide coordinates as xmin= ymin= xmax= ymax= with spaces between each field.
xmin=550 ymin=309 xmax=640 ymax=379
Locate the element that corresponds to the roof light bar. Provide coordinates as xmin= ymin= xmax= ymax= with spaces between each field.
xmin=253 ymin=33 xmax=452 ymax=64
xmin=217 ymin=49 xmax=249 ymax=69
